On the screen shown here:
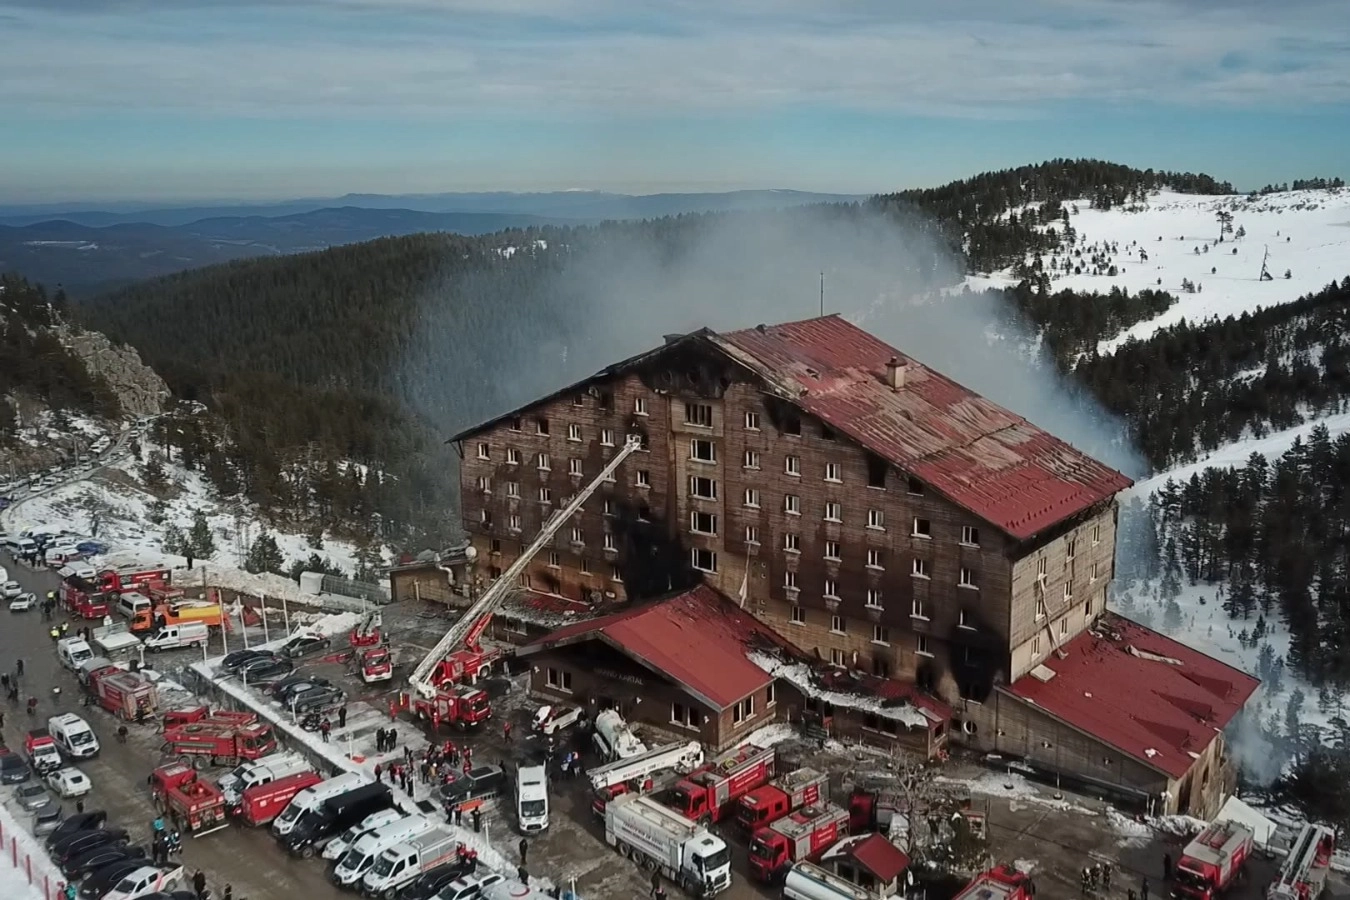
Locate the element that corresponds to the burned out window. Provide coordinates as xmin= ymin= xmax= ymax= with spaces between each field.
xmin=598 ymin=391 xmax=613 ymax=411
xmin=685 ymin=403 xmax=713 ymax=427
xmin=535 ymin=418 xmax=550 ymax=436
xmin=783 ymin=416 xmax=801 ymax=436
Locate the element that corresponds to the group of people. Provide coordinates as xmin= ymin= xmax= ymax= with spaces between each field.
xmin=1079 ymin=861 xmax=1113 ymax=894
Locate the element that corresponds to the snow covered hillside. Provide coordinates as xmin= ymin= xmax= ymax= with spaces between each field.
xmin=967 ymin=188 xmax=1350 ymax=351
xmin=3 ymin=432 xmax=376 ymax=580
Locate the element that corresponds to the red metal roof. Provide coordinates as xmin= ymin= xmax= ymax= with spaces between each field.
xmin=1005 ymin=612 xmax=1260 ymax=779
xmin=517 ymin=585 xmax=791 ymax=709
xmin=715 ymin=316 xmax=1132 ymax=540
xmin=824 ymin=833 xmax=910 ymax=883
xmin=813 ymin=667 xmax=953 ymax=724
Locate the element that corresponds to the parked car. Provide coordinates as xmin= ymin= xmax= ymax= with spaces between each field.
xmin=394 ymin=862 xmax=472 ymax=900
xmin=438 ymin=765 xmax=507 ymax=809
xmin=48 ymin=767 xmax=93 ymax=798
xmin=33 ymin=802 xmax=64 ymax=837
xmin=14 ymin=781 xmax=54 ymax=811
xmin=268 ymin=673 xmax=329 ymax=700
xmin=236 ymin=655 xmax=294 ymax=682
xmin=219 ymin=649 xmax=271 ymax=674
xmin=9 ymin=592 xmax=36 ymax=611
xmin=46 ymin=810 xmax=107 ymax=848
xmin=77 ymin=541 xmax=109 ymax=555
xmin=289 ymin=684 xmax=345 ymax=713
xmin=79 ymin=859 xmax=147 ymax=900
xmin=280 ymin=633 xmax=332 ymax=659
xmin=0 ymin=748 xmax=32 ymax=784
xmin=272 ymin=677 xmax=332 ymax=705
xmin=1 ymin=580 xmax=22 ymax=599
xmin=436 ymin=873 xmax=505 ymax=900
xmin=64 ymin=843 xmax=146 ymax=880
xmin=52 ymin=827 xmax=129 ymax=865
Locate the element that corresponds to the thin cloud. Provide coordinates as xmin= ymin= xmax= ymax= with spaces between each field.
xmin=2 ymin=0 xmax=1347 ymax=118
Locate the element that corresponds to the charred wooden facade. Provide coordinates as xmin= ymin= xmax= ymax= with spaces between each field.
xmin=451 ymin=318 xmax=1130 ymax=715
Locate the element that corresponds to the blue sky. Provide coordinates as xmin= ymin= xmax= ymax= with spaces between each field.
xmin=1 ymin=0 xmax=1347 ymax=203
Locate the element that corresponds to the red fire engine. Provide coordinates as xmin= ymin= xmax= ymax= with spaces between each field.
xmin=749 ymin=802 xmax=850 ymax=883
xmin=350 ymin=610 xmax=382 ymax=648
xmin=1267 ymin=823 xmax=1335 ymax=900
xmin=89 ymin=668 xmax=158 ymax=722
xmin=736 ymin=767 xmax=827 ymax=832
xmin=954 ymin=864 xmax=1035 ymax=900
xmin=1173 ymin=819 xmax=1254 ymax=900
xmin=161 ymin=712 xmax=277 ymax=768
xmin=666 ymin=744 xmax=776 ymax=825
xmin=98 ymin=566 xmax=172 ymax=596
xmin=358 ymin=647 xmax=393 ymax=684
xmin=150 ymin=763 xmax=229 ymax=836
xmin=59 ymin=574 xmax=109 ymax=619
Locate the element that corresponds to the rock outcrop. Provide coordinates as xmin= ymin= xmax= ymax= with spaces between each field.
xmin=55 ymin=325 xmax=171 ymax=418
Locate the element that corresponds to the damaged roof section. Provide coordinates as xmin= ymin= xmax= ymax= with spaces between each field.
xmin=747 ymin=649 xmax=951 ymax=731
xmin=1005 ymin=611 xmax=1260 ymax=778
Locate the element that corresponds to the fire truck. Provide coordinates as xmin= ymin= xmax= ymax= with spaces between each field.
xmin=404 ymin=436 xmax=645 ymax=730
xmin=58 ymin=572 xmax=109 ymax=619
xmin=1172 ymin=819 xmax=1254 ymax=899
xmin=666 ymin=743 xmax=776 ymax=825
xmin=150 ymin=763 xmax=229 ymax=836
xmin=954 ymin=864 xmax=1035 ymax=900
xmin=749 ymin=802 xmax=850 ymax=883
xmin=350 ymin=610 xmax=382 ymax=647
xmin=357 ymin=646 xmax=394 ymax=683
xmin=736 ymin=768 xmax=827 ymax=833
xmin=161 ymin=711 xmax=277 ymax=768
xmin=89 ymin=668 xmax=158 ymax=722
xmin=588 ymin=740 xmax=705 ymax=819
xmin=1266 ymin=823 xmax=1335 ymax=900
xmin=98 ymin=566 xmax=172 ymax=596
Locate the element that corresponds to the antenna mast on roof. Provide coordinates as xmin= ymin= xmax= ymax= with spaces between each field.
xmin=819 ymin=271 xmax=825 ymax=317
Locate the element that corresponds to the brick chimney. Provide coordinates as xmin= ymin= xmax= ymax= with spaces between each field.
xmin=885 ymin=357 xmax=907 ymax=390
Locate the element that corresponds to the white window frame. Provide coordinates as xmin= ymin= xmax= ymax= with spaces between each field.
xmin=603 ymin=532 xmax=616 ymax=551
xmin=634 ymin=397 xmax=648 ymax=416
xmin=872 ymin=625 xmax=890 ymax=646
xmin=743 ymin=450 xmax=760 ymax=470
xmin=567 ymin=423 xmax=582 ymax=442
xmin=912 ymin=517 xmax=932 ymax=538
xmin=505 ymin=481 xmax=519 ymax=498
xmin=784 ymin=494 xmax=801 ymax=516
xmin=537 ymin=486 xmax=552 ymax=503
xmin=829 ymin=614 xmax=844 ymax=634
xmin=1036 ymin=597 xmax=1047 ymax=620
xmin=568 ymin=458 xmax=583 ymax=476
xmin=744 ymin=488 xmax=761 ymax=509
xmin=690 ymin=511 xmax=718 ymax=536
xmin=600 ymin=428 xmax=615 ymax=446
xmin=958 ymin=609 xmax=974 ymax=630
xmin=637 ymin=469 xmax=652 ymax=488
xmin=547 ymin=550 xmax=561 ymax=568
xmin=506 ymin=448 xmax=521 ymax=465
xmin=961 ymin=525 xmax=980 ymax=547
xmin=476 ymin=475 xmax=490 ymax=492
xmin=783 ymin=532 xmax=800 ymax=553
xmin=789 ymin=605 xmax=805 ymax=625
xmin=824 ymin=462 xmax=842 ymax=483
xmin=689 ymin=475 xmax=716 ymax=499
xmin=546 ymin=668 xmax=572 ymax=692
xmin=911 ymin=598 xmax=928 ymax=620
xmin=783 ymin=570 xmax=798 ymax=589
xmin=690 ymin=548 xmax=718 ymax=574
xmin=823 ymin=502 xmax=841 ymax=523
xmin=867 ymin=509 xmax=885 ymax=531
xmin=744 ymin=411 xmax=761 ymax=430
xmin=959 ymin=567 xmax=977 ymax=589
xmin=685 ymin=402 xmax=713 ymax=428
xmin=744 ymin=525 xmax=759 ymax=545
xmin=866 ymin=589 xmax=883 ymax=610
xmin=916 ymin=635 xmax=932 ymax=658
xmin=784 ymin=455 xmax=801 ymax=477
xmin=824 ymin=540 xmax=840 ymax=561
xmin=866 ymin=548 xmax=883 ymax=570
xmin=476 ymin=442 xmax=490 ymax=460
xmin=508 ymin=514 xmax=521 ymax=532
xmin=570 ymin=526 xmax=584 ymax=545
xmin=824 ymin=579 xmax=839 ymax=600
xmin=690 ymin=439 xmax=716 ymax=463
xmin=536 ymin=452 xmax=551 ymax=471
xmin=911 ymin=558 xmax=929 ymax=579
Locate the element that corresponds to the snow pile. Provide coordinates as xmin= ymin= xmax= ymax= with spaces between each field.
xmin=935 ymin=770 xmax=1100 ymax=817
xmin=747 ymin=651 xmax=931 ymax=729
xmin=1106 ymin=808 xmax=1152 ymax=846
xmin=1150 ymin=814 xmax=1209 ymax=838
xmin=0 ymin=800 xmax=62 ymax=900
xmin=739 ymin=722 xmax=799 ymax=748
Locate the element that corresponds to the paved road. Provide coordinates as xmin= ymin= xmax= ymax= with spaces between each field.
xmin=0 ymin=551 xmax=350 ymax=900
xmin=1 ymin=419 xmax=146 ymax=532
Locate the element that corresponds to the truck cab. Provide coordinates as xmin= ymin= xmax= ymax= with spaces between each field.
xmin=516 ymin=764 xmax=549 ymax=834
xmin=24 ymin=729 xmax=64 ymax=774
xmin=57 ymin=638 xmax=96 ymax=671
xmin=48 ymin=713 xmax=100 ymax=759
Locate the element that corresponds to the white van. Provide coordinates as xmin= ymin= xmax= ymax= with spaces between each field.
xmin=322 ymin=808 xmax=406 ymax=861
xmin=333 ymin=815 xmax=431 ymax=886
xmin=116 ymin=592 xmax=153 ymax=621
xmin=57 ymin=638 xmax=96 ymax=671
xmin=219 ymin=752 xmax=312 ymax=805
xmin=143 ymin=622 xmax=209 ymax=652
xmin=48 ymin=713 xmax=100 ymax=759
xmin=516 ymin=764 xmax=549 ymax=833
xmin=272 ymin=773 xmax=371 ymax=837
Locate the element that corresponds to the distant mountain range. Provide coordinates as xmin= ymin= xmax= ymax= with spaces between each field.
xmin=0 ymin=189 xmax=861 ymax=292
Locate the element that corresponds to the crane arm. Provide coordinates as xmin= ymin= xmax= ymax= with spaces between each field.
xmin=409 ymin=433 xmax=644 ymax=696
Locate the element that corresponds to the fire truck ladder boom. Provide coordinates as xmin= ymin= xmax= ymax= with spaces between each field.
xmin=409 ymin=433 xmax=644 ymax=698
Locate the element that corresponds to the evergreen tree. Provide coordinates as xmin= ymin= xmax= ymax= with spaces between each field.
xmin=188 ymin=509 xmax=216 ymax=559
xmin=141 ymin=450 xmax=168 ymax=488
xmin=244 ymin=532 xmax=285 ymax=575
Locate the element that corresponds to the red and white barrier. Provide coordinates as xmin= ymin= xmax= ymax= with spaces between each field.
xmin=0 ymin=797 xmax=67 ymax=900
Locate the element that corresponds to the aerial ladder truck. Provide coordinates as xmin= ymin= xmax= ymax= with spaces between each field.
xmin=403 ymin=434 xmax=644 ymax=730
xmin=1267 ymin=823 xmax=1335 ymax=900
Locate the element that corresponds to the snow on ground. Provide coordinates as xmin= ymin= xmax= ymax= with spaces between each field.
xmin=934 ymin=770 xmax=1099 ymax=817
xmin=0 ymin=800 xmax=62 ymax=900
xmin=739 ymin=722 xmax=798 ymax=748
xmin=748 ymin=651 xmax=932 ymax=729
xmin=962 ymin=188 xmax=1350 ymax=351
xmin=1126 ymin=410 xmax=1350 ymax=500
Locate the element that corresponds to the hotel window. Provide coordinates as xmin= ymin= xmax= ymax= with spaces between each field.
xmin=830 ymin=649 xmax=845 ymax=666
xmin=907 ymin=477 xmax=924 ymax=495
xmin=1032 ymin=635 xmax=1042 ymax=655
xmin=784 ymin=494 xmax=801 ymax=515
xmin=690 ymin=548 xmax=718 ymax=573
xmin=537 ymin=487 xmax=551 ymax=503
xmin=689 ymin=476 xmax=716 ymax=499
xmin=547 ymin=551 xmax=560 ymax=568
xmin=766 ymin=683 xmax=776 ymax=705
xmin=1059 ymin=617 xmax=1069 ymax=637
xmin=916 ymin=635 xmax=932 ymax=657
xmin=866 ymin=589 xmax=883 ymax=609
xmin=867 ymin=509 xmax=885 ymax=531
xmin=1084 ymin=598 xmax=1093 ymax=619
xmin=509 ymin=417 xmax=522 ymax=432
xmin=789 ymin=605 xmax=805 ymax=625
xmin=824 ymin=462 xmax=842 ymax=482
xmin=783 ymin=416 xmax=802 ymax=436
xmin=685 ymin=403 xmax=713 ymax=427
xmin=690 ymin=511 xmax=718 ymax=535
xmin=580 ymin=557 xmax=592 ymax=574
xmin=1036 ymin=597 xmax=1047 ymax=619
xmin=637 ymin=470 xmax=651 ymax=488
xmin=1092 ymin=523 xmax=1102 ymax=545
xmin=1064 ymin=582 xmax=1073 ymax=602
xmin=1037 ymin=557 xmax=1048 ymax=578
xmin=961 ymin=525 xmax=980 ymax=546
xmin=744 ymin=488 xmax=761 ymax=508
xmin=610 ymin=565 xmax=623 ymax=582
xmin=506 ymin=448 xmax=521 ymax=465
xmin=600 ymin=428 xmax=615 ymax=446
xmin=690 ymin=439 xmax=716 ymax=462
xmin=824 ymin=502 xmax=841 ymax=522
xmin=912 ymin=558 xmax=929 ymax=579
xmin=744 ymin=411 xmax=761 ymax=430
xmin=602 ymin=498 xmax=614 ymax=516
xmin=670 ymin=702 xmax=697 ymax=729
xmin=820 ymin=425 xmax=836 ymax=441
xmin=634 ymin=397 xmax=648 ymax=416
xmin=479 ymin=509 xmax=492 ymax=527
xmin=476 ymin=476 xmax=490 ymax=492
xmin=912 ymin=517 xmax=932 ymax=538
xmin=571 ymin=394 xmax=585 ymax=407
xmin=830 ymin=614 xmax=845 ymax=633
xmin=490 ymin=539 xmax=501 ymax=554
xmin=743 ymin=450 xmax=760 ymax=469
xmin=824 ymin=541 xmax=840 ymax=560
xmin=567 ymin=423 xmax=582 ymax=442
xmin=508 ymin=514 xmax=521 ymax=532
xmin=912 ymin=598 xmax=927 ymax=619
xmin=570 ymin=527 xmax=584 ymax=545
xmin=536 ymin=452 xmax=550 ymax=471
xmin=598 ymin=391 xmax=613 ymax=411
xmin=568 ymin=459 xmax=583 ymax=476
xmin=872 ymin=626 xmax=890 ymax=645
xmin=535 ymin=418 xmax=549 ymax=436
xmin=545 ymin=668 xmax=572 ymax=691
xmin=1066 ymin=538 xmax=1076 ymax=562
xmin=476 ymin=442 xmax=490 ymax=460
xmin=783 ymin=532 xmax=800 ymax=553
xmin=958 ymin=609 xmax=974 ymax=629
xmin=745 ymin=525 xmax=759 ymax=544
xmin=733 ymin=697 xmax=755 ymax=724
xmin=505 ymin=481 xmax=520 ymax=498
xmin=866 ymin=549 xmax=884 ymax=570
xmin=784 ymin=571 xmax=798 ymax=589
xmin=1091 ymin=562 xmax=1100 ymax=582
xmin=959 ymin=567 xmax=978 ymax=589
xmin=519 ymin=572 xmax=531 ymax=588
xmin=603 ymin=532 xmax=616 ymax=551
xmin=784 ymin=455 xmax=801 ymax=476
xmin=824 ymin=580 xmax=839 ymax=599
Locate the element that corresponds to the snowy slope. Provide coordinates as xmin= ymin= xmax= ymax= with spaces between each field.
xmin=964 ymin=188 xmax=1350 ymax=351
